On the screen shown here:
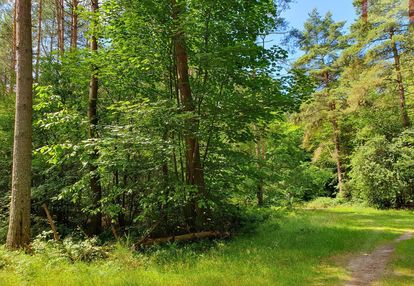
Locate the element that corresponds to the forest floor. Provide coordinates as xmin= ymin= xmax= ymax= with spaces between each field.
xmin=0 ymin=206 xmax=414 ymax=286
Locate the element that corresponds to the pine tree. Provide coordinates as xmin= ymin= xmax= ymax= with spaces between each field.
xmin=294 ymin=10 xmax=348 ymax=194
xmin=7 ymin=0 xmax=33 ymax=249
xmin=350 ymin=0 xmax=412 ymax=128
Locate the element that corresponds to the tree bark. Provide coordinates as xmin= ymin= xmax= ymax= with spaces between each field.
xmin=324 ymin=72 xmax=344 ymax=195
xmin=35 ymin=0 xmax=42 ymax=81
xmin=171 ymin=0 xmax=206 ymax=194
xmin=70 ymin=0 xmax=78 ymax=50
xmin=56 ymin=0 xmax=64 ymax=53
xmin=10 ymin=3 xmax=17 ymax=93
xmin=331 ymin=113 xmax=344 ymax=194
xmin=362 ymin=0 xmax=368 ymax=23
xmin=254 ymin=126 xmax=264 ymax=207
xmin=171 ymin=0 xmax=206 ymax=228
xmin=7 ymin=0 xmax=33 ymax=249
xmin=87 ymin=0 xmax=102 ymax=235
xmin=410 ymin=0 xmax=414 ymax=24
xmin=389 ymin=29 xmax=410 ymax=128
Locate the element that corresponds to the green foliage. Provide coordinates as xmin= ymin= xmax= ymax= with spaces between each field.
xmin=349 ymin=130 xmax=414 ymax=209
xmin=31 ymin=233 xmax=108 ymax=263
xmin=17 ymin=0 xmax=299 ymax=240
xmin=265 ymin=120 xmax=332 ymax=204
xmin=0 ymin=97 xmax=13 ymax=243
xmin=1 ymin=0 xmax=412 ymax=258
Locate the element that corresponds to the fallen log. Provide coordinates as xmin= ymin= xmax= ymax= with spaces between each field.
xmin=134 ymin=219 xmax=162 ymax=248
xmin=135 ymin=231 xmax=231 ymax=248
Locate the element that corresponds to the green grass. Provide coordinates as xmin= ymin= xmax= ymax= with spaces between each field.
xmin=0 ymin=207 xmax=413 ymax=286
xmin=380 ymin=234 xmax=414 ymax=286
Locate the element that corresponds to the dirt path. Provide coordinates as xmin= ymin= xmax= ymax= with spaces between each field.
xmin=344 ymin=232 xmax=413 ymax=286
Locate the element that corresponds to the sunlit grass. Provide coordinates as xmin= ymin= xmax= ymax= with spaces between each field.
xmin=380 ymin=235 xmax=414 ymax=286
xmin=0 ymin=207 xmax=413 ymax=286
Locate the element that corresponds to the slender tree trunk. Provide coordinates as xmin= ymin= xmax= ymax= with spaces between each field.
xmin=331 ymin=114 xmax=344 ymax=194
xmin=255 ymin=141 xmax=264 ymax=207
xmin=389 ymin=29 xmax=410 ymax=128
xmin=10 ymin=4 xmax=17 ymax=93
xmin=49 ymin=16 xmax=55 ymax=55
xmin=410 ymin=0 xmax=414 ymax=24
xmin=70 ymin=0 xmax=78 ymax=50
xmin=171 ymin=0 xmax=205 ymax=194
xmin=35 ymin=0 xmax=42 ymax=81
xmin=87 ymin=0 xmax=102 ymax=235
xmin=56 ymin=0 xmax=64 ymax=53
xmin=171 ymin=0 xmax=206 ymax=228
xmin=7 ymin=0 xmax=33 ymax=249
xmin=324 ymin=72 xmax=344 ymax=195
xmin=254 ymin=125 xmax=265 ymax=207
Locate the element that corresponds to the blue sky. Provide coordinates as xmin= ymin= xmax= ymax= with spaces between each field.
xmin=283 ymin=0 xmax=357 ymax=30
xmin=272 ymin=0 xmax=357 ymax=60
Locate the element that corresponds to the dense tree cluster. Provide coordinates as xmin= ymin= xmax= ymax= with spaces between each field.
xmin=0 ymin=0 xmax=412 ymax=249
xmin=295 ymin=0 xmax=414 ymax=207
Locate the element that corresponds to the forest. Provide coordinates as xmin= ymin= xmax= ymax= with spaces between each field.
xmin=0 ymin=0 xmax=413 ymax=285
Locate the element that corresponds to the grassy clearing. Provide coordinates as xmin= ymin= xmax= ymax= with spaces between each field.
xmin=0 ymin=207 xmax=413 ymax=286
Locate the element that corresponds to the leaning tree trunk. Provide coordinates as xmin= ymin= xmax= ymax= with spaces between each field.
xmin=7 ymin=0 xmax=33 ymax=249
xmin=87 ymin=0 xmax=102 ymax=235
xmin=389 ymin=29 xmax=410 ymax=128
xmin=171 ymin=0 xmax=206 ymax=227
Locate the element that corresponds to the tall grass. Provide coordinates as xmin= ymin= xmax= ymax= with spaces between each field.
xmin=0 ymin=207 xmax=413 ymax=286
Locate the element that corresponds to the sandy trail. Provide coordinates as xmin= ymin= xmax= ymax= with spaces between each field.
xmin=344 ymin=232 xmax=413 ymax=286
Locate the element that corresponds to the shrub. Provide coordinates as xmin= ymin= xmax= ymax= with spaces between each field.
xmin=32 ymin=232 xmax=109 ymax=263
xmin=349 ymin=130 xmax=414 ymax=208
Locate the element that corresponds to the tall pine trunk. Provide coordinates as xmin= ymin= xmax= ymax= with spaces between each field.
xmin=389 ymin=29 xmax=410 ymax=128
xmin=87 ymin=0 xmax=102 ymax=235
xmin=70 ymin=0 xmax=78 ymax=50
xmin=7 ymin=0 xmax=33 ymax=249
xmin=35 ymin=0 xmax=42 ymax=81
xmin=171 ymin=0 xmax=206 ymax=227
xmin=56 ymin=0 xmax=64 ymax=53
